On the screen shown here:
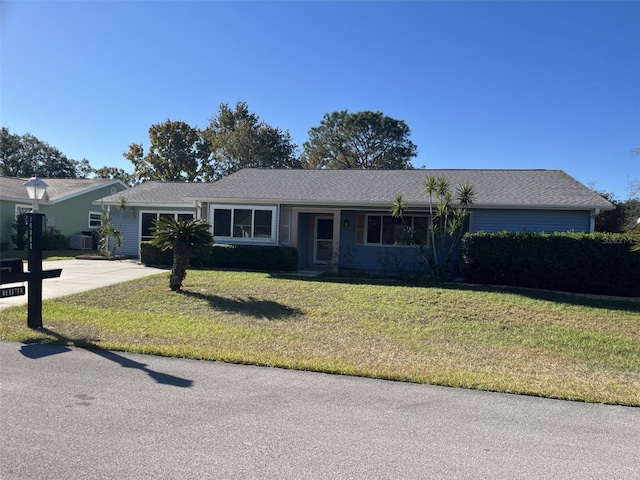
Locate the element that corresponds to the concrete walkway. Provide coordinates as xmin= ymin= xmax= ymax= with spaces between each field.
xmin=0 ymin=259 xmax=165 ymax=310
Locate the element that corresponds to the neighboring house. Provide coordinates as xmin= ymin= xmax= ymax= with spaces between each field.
xmin=0 ymin=177 xmax=128 ymax=250
xmin=96 ymin=169 xmax=613 ymax=273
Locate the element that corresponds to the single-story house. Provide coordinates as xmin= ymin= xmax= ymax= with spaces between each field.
xmin=0 ymin=176 xmax=128 ymax=250
xmin=96 ymin=168 xmax=612 ymax=273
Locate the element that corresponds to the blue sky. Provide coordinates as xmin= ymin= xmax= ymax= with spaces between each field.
xmin=2 ymin=1 xmax=639 ymax=199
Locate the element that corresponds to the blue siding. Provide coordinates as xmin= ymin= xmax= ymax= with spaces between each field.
xmin=114 ymin=206 xmax=197 ymax=258
xmin=337 ymin=210 xmax=426 ymax=274
xmin=114 ymin=209 xmax=140 ymax=257
xmin=471 ymin=209 xmax=591 ymax=233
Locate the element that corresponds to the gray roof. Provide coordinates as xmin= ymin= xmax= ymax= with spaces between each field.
xmin=97 ymin=181 xmax=203 ymax=207
xmin=0 ymin=177 xmax=127 ymax=204
xmin=98 ymin=169 xmax=613 ymax=211
xmin=185 ymin=169 xmax=613 ymax=210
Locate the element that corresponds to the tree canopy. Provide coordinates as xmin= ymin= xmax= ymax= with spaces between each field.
xmin=302 ymin=110 xmax=417 ymax=170
xmin=203 ymin=102 xmax=300 ymax=180
xmin=1 ymin=127 xmax=79 ymax=178
xmin=1 ymin=127 xmax=135 ymax=184
xmin=123 ymin=120 xmax=209 ymax=182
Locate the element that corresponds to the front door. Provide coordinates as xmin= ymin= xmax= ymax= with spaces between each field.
xmin=314 ymin=216 xmax=333 ymax=264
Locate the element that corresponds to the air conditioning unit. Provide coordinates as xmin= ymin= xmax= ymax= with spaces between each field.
xmin=69 ymin=234 xmax=93 ymax=250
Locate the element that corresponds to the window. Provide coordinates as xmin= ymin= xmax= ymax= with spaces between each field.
xmin=89 ymin=211 xmax=103 ymax=228
xmin=280 ymin=207 xmax=291 ymax=245
xmin=141 ymin=211 xmax=195 ymax=241
xmin=211 ymin=207 xmax=275 ymax=241
xmin=233 ymin=209 xmax=252 ymax=238
xmin=213 ymin=209 xmax=231 ymax=236
xmin=365 ymin=214 xmax=430 ymax=246
xmin=15 ymin=204 xmax=31 ymax=217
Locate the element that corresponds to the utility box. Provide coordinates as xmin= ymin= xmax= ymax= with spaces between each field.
xmin=69 ymin=234 xmax=93 ymax=250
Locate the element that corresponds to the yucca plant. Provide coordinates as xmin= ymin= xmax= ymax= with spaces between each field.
xmin=391 ymin=175 xmax=475 ymax=278
xmin=150 ymin=217 xmax=214 ymax=291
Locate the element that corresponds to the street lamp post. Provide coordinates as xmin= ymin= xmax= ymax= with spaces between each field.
xmin=24 ymin=177 xmax=48 ymax=329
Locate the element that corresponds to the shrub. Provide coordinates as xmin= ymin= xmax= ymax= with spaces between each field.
xmin=140 ymin=242 xmax=298 ymax=272
xmin=461 ymin=231 xmax=640 ymax=297
xmin=11 ymin=212 xmax=28 ymax=250
xmin=42 ymin=227 xmax=68 ymax=250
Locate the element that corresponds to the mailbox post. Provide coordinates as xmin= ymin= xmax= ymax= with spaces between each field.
xmin=27 ymin=211 xmax=45 ymax=329
xmin=0 ymin=177 xmax=62 ymax=329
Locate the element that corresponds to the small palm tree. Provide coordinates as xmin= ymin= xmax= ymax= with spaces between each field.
xmin=150 ymin=217 xmax=214 ymax=291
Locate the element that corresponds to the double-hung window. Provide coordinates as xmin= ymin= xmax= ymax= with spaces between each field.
xmin=89 ymin=211 xmax=103 ymax=228
xmin=365 ymin=214 xmax=430 ymax=246
xmin=212 ymin=206 xmax=275 ymax=242
xmin=141 ymin=211 xmax=195 ymax=241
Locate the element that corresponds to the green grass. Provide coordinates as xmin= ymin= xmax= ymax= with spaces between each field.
xmin=1 ymin=269 xmax=638 ymax=405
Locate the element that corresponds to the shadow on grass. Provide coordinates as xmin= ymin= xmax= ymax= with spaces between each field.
xmin=270 ymin=272 xmax=640 ymax=313
xmin=20 ymin=328 xmax=193 ymax=388
xmin=180 ymin=290 xmax=302 ymax=320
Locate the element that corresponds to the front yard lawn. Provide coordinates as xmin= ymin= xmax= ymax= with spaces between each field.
xmin=1 ymin=270 xmax=638 ymax=405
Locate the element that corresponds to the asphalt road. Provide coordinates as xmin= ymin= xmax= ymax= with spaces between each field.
xmin=1 ymin=341 xmax=638 ymax=479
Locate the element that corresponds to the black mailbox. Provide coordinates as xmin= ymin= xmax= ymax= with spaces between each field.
xmin=0 ymin=258 xmax=28 ymax=284
xmin=0 ymin=258 xmax=62 ymax=286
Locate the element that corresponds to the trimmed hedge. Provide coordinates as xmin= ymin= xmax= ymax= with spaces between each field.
xmin=140 ymin=242 xmax=299 ymax=272
xmin=461 ymin=232 xmax=640 ymax=297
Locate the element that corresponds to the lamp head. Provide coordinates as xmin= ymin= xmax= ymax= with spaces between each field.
xmin=24 ymin=177 xmax=48 ymax=212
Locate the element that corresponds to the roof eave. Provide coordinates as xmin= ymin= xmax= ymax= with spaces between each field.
xmin=191 ymin=197 xmax=614 ymax=211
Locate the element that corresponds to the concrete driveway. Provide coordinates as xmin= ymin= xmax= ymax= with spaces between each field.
xmin=0 ymin=259 xmax=165 ymax=309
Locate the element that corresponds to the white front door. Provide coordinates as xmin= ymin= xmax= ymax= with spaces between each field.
xmin=314 ymin=216 xmax=333 ymax=264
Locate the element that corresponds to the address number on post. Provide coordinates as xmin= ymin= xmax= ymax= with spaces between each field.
xmin=0 ymin=286 xmax=26 ymax=298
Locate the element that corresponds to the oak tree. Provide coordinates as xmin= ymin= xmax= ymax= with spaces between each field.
xmin=123 ymin=120 xmax=209 ymax=182
xmin=203 ymin=102 xmax=300 ymax=180
xmin=302 ymin=110 xmax=417 ymax=170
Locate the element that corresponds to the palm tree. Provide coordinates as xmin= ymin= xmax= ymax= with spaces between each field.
xmin=150 ymin=217 xmax=214 ymax=291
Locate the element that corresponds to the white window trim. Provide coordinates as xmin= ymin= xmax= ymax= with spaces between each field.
xmin=139 ymin=210 xmax=196 ymax=242
xmin=15 ymin=204 xmax=32 ymax=217
xmin=89 ymin=211 xmax=103 ymax=229
xmin=210 ymin=205 xmax=277 ymax=244
xmin=364 ymin=213 xmax=430 ymax=247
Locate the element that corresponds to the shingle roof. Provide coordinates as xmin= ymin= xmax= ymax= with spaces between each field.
xmin=97 ymin=181 xmax=204 ymax=206
xmin=97 ymin=169 xmax=613 ymax=210
xmin=0 ymin=177 xmax=126 ymax=203
xmin=184 ymin=169 xmax=613 ymax=210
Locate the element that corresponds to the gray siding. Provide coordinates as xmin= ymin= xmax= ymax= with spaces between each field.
xmin=470 ymin=209 xmax=591 ymax=233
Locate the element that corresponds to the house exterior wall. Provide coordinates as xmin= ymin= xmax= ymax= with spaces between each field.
xmin=0 ymin=200 xmax=25 ymax=249
xmin=45 ymin=183 xmax=127 ymax=237
xmin=0 ymin=183 xmax=126 ymax=250
xmin=337 ymin=209 xmax=428 ymax=274
xmin=205 ymin=202 xmax=279 ymax=248
xmin=112 ymin=206 xmax=198 ymax=257
xmin=336 ymin=208 xmax=594 ymax=274
xmin=111 ymin=208 xmax=140 ymax=257
xmin=470 ymin=209 xmax=592 ymax=234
